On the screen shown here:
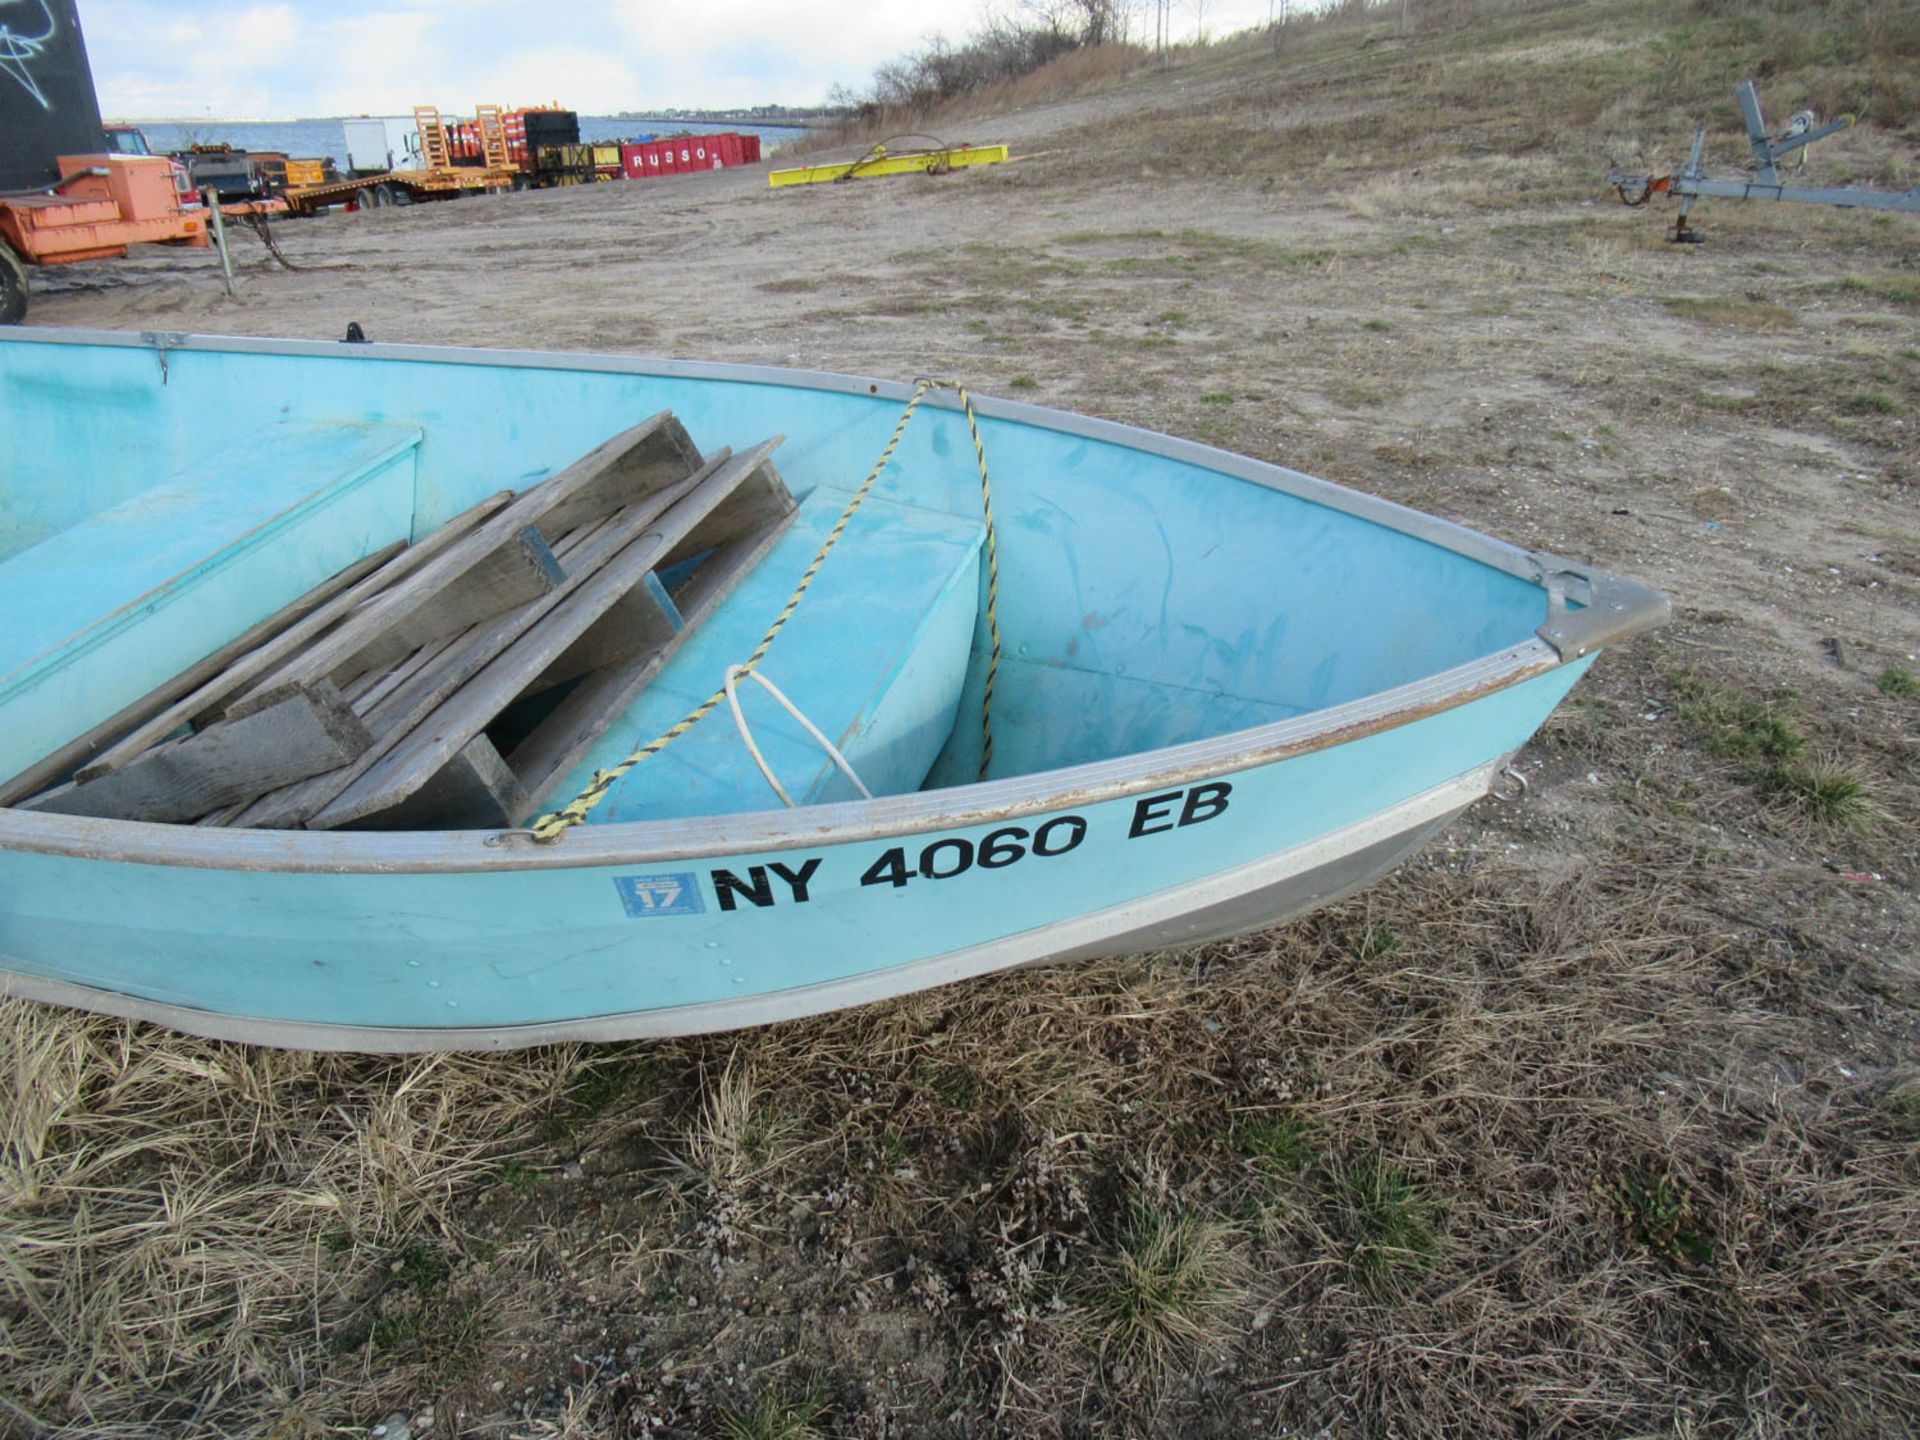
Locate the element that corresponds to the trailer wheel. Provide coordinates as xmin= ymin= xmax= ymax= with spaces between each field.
xmin=0 ymin=245 xmax=26 ymax=325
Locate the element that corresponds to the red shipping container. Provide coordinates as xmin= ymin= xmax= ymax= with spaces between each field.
xmin=722 ymin=132 xmax=746 ymax=166
xmin=743 ymin=134 xmax=762 ymax=163
xmin=620 ymin=142 xmax=649 ymax=180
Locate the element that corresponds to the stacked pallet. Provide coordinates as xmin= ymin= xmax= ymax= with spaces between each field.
xmin=9 ymin=413 xmax=797 ymax=831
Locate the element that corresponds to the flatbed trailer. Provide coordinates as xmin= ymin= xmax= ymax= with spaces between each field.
xmin=278 ymin=166 xmax=518 ymax=217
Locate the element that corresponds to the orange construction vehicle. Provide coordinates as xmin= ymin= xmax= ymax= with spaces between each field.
xmin=0 ymin=4 xmax=212 ymax=323
xmin=1 ymin=154 xmax=211 ymax=322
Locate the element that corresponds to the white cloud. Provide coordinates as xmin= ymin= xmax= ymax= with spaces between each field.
xmin=87 ymin=0 xmax=1290 ymax=116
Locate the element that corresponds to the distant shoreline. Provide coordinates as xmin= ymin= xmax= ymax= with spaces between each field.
xmin=614 ymin=113 xmax=839 ymax=130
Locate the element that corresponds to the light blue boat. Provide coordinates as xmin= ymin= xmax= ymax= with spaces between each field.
xmin=0 ymin=327 xmax=1668 ymax=1050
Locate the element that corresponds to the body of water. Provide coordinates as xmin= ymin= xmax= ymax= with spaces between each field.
xmin=126 ymin=117 xmax=809 ymax=171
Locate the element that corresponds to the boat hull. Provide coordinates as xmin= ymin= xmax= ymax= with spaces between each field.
xmin=0 ymin=328 xmax=1660 ymax=1050
xmin=0 ymin=659 xmax=1584 ymax=1050
xmin=0 ymin=758 xmax=1505 ymax=1051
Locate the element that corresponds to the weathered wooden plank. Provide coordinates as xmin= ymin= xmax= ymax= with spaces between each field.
xmin=318 ymin=526 xmax=566 ymax=687
xmin=526 ymin=572 xmax=682 ymax=694
xmin=70 ymin=493 xmax=515 ymax=785
xmin=0 ymin=541 xmax=403 ymax=807
xmin=669 ymin=511 xmax=792 ymax=621
xmin=660 ymin=454 xmax=796 ymax=570
xmin=509 ymin=507 xmax=801 ymax=817
xmin=341 ymin=736 xmax=530 ymax=831
xmin=23 ymin=681 xmax=371 ymax=824
xmin=345 ymin=632 xmax=461 ymax=717
xmin=233 ymin=413 xmax=706 ymax=711
xmin=240 ymin=523 xmax=568 ymax=704
xmin=229 ymin=452 xmax=741 ymax=830
xmin=309 ymin=441 xmax=787 ymax=831
xmin=531 ymin=412 xmax=704 ymax=537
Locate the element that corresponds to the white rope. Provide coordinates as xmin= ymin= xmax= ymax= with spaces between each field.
xmin=723 ymin=664 xmax=873 ymax=809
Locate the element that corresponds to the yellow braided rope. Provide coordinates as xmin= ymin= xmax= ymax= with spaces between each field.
xmin=529 ymin=377 xmax=1001 ymax=842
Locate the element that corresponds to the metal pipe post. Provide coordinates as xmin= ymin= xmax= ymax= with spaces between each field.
xmin=203 ymin=188 xmax=237 ymax=298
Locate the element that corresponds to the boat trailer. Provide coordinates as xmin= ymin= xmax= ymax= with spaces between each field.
xmin=1608 ymin=80 xmax=1919 ymax=242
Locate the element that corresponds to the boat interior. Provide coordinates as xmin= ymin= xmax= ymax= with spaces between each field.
xmin=0 ymin=333 xmax=1559 ymax=829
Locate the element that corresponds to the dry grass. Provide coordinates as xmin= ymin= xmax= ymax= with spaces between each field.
xmin=0 ymin=1018 xmax=579 ymax=1434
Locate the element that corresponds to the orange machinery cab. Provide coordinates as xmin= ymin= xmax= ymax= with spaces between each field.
xmin=0 ymin=154 xmax=209 ymax=266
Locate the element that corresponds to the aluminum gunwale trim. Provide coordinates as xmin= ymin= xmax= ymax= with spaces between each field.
xmin=0 ymin=641 xmax=1559 ymax=870
xmin=0 ymin=762 xmax=1496 ymax=1051
xmin=18 ymin=326 xmax=1551 ymax=581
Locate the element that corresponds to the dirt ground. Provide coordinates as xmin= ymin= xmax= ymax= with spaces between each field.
xmin=7 ymin=3 xmax=1918 ymax=1437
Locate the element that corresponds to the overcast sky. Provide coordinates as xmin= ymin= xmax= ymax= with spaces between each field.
xmin=80 ymin=0 xmax=1285 ymax=118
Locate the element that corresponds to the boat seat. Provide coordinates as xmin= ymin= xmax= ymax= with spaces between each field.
xmin=546 ymin=487 xmax=986 ymax=823
xmin=0 ymin=419 xmax=422 ymax=788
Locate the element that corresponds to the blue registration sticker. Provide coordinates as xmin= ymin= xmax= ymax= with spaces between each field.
xmin=613 ymin=873 xmax=705 ymax=918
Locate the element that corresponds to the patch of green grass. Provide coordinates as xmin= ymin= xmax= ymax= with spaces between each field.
xmin=721 ymin=1381 xmax=828 ymax=1440
xmin=1007 ymin=374 xmax=1039 ymax=390
xmin=1331 ymin=380 xmax=1390 ymax=407
xmin=1363 ymin=318 xmax=1391 ymax=332
xmin=546 ymin=1054 xmax=649 ymax=1143
xmin=1884 ymin=1079 xmax=1920 ymax=1138
xmin=1086 ymin=1199 xmax=1243 ymax=1369
xmin=1673 ymin=678 xmax=1806 ymax=762
xmin=1836 ymin=277 xmax=1920 ymax=306
xmin=1843 ymin=392 xmax=1901 ymax=416
xmin=921 ymin=1061 xmax=976 ymax=1108
xmin=1176 ymin=230 xmax=1336 ymax=269
xmin=1757 ymin=758 xmax=1876 ymax=830
xmin=387 ymin=1240 xmax=453 ymax=1290
xmin=1355 ymin=922 xmax=1400 ymax=959
xmin=1343 ymin=1154 xmax=1440 ymax=1284
xmin=1599 ymin=1171 xmax=1713 ymax=1269
xmin=1877 ymin=666 xmax=1917 ymax=698
xmin=1025 ymin=297 xmax=1090 ymax=322
xmin=1662 ymin=296 xmax=1796 ymax=332
xmin=1200 ymin=392 xmax=1235 ymax=405
xmin=1232 ymin=1113 xmax=1314 ymax=1172
xmin=498 ymin=1158 xmax=540 ymax=1192
xmin=1088 ymin=229 xmax=1335 ymax=277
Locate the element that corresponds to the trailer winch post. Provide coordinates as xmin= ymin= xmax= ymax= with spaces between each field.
xmin=1607 ymin=79 xmax=1919 ymax=242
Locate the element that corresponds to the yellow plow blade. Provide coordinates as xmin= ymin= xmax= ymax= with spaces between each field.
xmin=769 ymin=145 xmax=1011 ymax=189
